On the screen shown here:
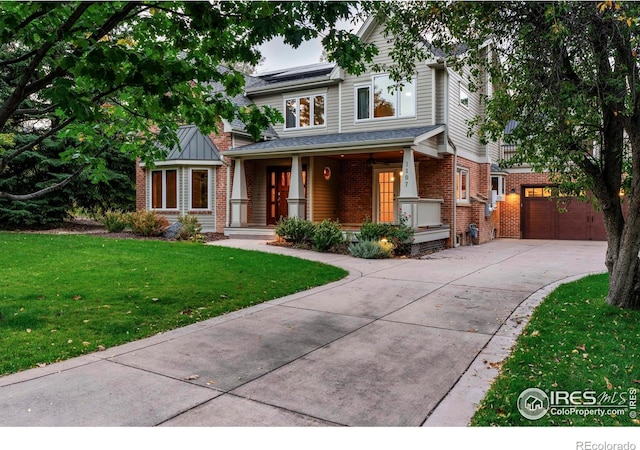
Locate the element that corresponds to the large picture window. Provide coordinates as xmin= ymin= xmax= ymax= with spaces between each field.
xmin=191 ymin=169 xmax=209 ymax=209
xmin=151 ymin=169 xmax=177 ymax=209
xmin=284 ymin=94 xmax=326 ymax=129
xmin=355 ymin=75 xmax=416 ymax=121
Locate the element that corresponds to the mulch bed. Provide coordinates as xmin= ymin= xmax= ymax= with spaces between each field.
xmin=12 ymin=218 xmax=229 ymax=243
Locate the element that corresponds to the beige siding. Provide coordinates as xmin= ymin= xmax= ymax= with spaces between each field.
xmin=251 ymin=159 xmax=267 ymax=226
xmin=447 ymin=68 xmax=486 ymax=158
xmin=435 ymin=70 xmax=446 ymax=123
xmin=340 ymin=23 xmax=433 ymax=133
xmin=311 ymin=156 xmax=341 ymax=222
xmin=250 ymin=85 xmax=339 ymax=136
xmin=232 ymin=135 xmax=255 ymax=149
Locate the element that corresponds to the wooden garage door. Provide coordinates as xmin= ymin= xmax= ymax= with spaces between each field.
xmin=521 ymin=186 xmax=607 ymax=240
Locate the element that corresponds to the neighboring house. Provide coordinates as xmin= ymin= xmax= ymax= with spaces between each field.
xmin=141 ymin=17 xmax=583 ymax=248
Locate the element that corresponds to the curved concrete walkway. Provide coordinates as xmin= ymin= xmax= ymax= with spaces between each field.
xmin=0 ymin=239 xmax=606 ymax=426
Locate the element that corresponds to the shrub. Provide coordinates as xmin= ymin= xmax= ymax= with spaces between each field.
xmin=312 ymin=219 xmax=344 ymax=252
xmin=127 ymin=210 xmax=169 ymax=237
xmin=100 ymin=210 xmax=129 ymax=233
xmin=357 ymin=214 xmax=414 ymax=256
xmin=274 ymin=216 xmax=316 ymax=245
xmin=176 ymin=214 xmax=203 ymax=242
xmin=348 ymin=239 xmax=394 ymax=259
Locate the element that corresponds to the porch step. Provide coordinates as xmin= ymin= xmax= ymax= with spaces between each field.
xmin=223 ymin=227 xmax=276 ymax=240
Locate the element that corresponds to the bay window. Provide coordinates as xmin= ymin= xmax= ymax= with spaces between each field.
xmin=190 ymin=169 xmax=210 ymax=209
xmin=151 ymin=169 xmax=177 ymax=209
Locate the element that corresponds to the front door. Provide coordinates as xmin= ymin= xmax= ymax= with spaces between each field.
xmin=267 ymin=167 xmax=307 ymax=225
xmin=374 ymin=168 xmax=401 ymax=224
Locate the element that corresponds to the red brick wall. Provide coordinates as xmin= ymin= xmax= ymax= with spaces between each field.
xmin=214 ymin=163 xmax=228 ymax=232
xmin=210 ymin=124 xmax=235 ymax=232
xmin=500 ymin=171 xmax=552 ymax=238
xmin=338 ymin=159 xmax=372 ymax=225
xmin=135 ymin=158 xmax=146 ymax=211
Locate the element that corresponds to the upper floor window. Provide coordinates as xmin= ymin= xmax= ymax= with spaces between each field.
xmin=459 ymin=82 xmax=469 ymax=108
xmin=356 ymin=75 xmax=416 ymax=121
xmin=151 ymin=169 xmax=177 ymax=209
xmin=284 ymin=94 xmax=325 ymax=130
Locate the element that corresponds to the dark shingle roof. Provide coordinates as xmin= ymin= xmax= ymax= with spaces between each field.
xmin=255 ymin=62 xmax=336 ymax=85
xmin=160 ymin=125 xmax=222 ymax=161
xmin=231 ymin=125 xmax=443 ymax=153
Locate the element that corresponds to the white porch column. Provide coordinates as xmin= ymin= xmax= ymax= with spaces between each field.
xmin=230 ymin=159 xmax=248 ymax=227
xmin=398 ymin=147 xmax=419 ymax=228
xmin=287 ymin=154 xmax=306 ymax=219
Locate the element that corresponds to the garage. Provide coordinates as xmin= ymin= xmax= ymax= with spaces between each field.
xmin=521 ymin=186 xmax=607 ymax=240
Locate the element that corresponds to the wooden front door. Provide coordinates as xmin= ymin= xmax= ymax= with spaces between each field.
xmin=267 ymin=168 xmax=290 ymax=225
xmin=267 ymin=166 xmax=307 ymax=225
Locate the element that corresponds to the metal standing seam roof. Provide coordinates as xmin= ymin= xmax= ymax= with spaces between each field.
xmin=160 ymin=124 xmax=222 ymax=162
xmin=226 ymin=125 xmax=445 ymax=154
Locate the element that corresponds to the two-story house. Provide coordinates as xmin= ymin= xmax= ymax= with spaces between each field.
xmin=136 ymin=17 xmax=507 ymax=250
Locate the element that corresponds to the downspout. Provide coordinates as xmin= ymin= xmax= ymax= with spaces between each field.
xmin=443 ymin=64 xmax=459 ymax=248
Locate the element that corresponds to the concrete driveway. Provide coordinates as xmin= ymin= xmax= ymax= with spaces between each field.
xmin=0 ymin=239 xmax=607 ymax=426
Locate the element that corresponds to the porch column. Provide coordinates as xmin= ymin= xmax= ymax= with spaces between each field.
xmin=230 ymin=158 xmax=248 ymax=227
xmin=288 ymin=154 xmax=306 ymax=219
xmin=398 ymin=147 xmax=419 ymax=228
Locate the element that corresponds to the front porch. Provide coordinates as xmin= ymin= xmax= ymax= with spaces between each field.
xmin=224 ymin=223 xmax=451 ymax=256
xmin=222 ymin=125 xmax=454 ymax=248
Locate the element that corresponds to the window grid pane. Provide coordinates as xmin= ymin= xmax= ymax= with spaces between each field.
xmin=165 ymin=170 xmax=177 ymax=209
xmin=151 ymin=171 xmax=163 ymax=209
xmin=373 ymin=75 xmax=395 ymax=118
xmin=191 ymin=170 xmax=208 ymax=209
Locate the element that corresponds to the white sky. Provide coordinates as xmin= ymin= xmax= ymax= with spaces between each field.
xmin=256 ymin=18 xmax=363 ymax=74
xmin=257 ymin=37 xmax=324 ymax=73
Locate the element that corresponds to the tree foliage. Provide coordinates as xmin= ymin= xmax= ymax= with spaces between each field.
xmin=368 ymin=1 xmax=640 ymax=308
xmin=0 ymin=1 xmax=376 ymax=205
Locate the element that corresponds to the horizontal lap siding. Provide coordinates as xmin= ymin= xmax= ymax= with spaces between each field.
xmin=251 ymin=86 xmax=339 ymax=136
xmin=340 ymin=23 xmax=433 ymax=133
xmin=312 ymin=156 xmax=341 ymax=222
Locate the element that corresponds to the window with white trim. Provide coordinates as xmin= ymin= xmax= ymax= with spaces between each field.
xmin=456 ymin=167 xmax=469 ymax=202
xmin=150 ymin=169 xmax=177 ymax=209
xmin=284 ymin=94 xmax=326 ymax=129
xmin=491 ymin=175 xmax=506 ymax=201
xmin=190 ymin=168 xmax=210 ymax=209
xmin=355 ymin=75 xmax=416 ymax=120
xmin=459 ymin=82 xmax=469 ymax=108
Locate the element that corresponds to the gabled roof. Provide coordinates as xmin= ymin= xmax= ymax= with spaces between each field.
xmin=223 ymin=125 xmax=445 ymax=157
xmin=160 ymin=125 xmax=222 ymax=163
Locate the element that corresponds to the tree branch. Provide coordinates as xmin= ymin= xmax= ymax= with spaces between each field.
xmin=0 ymin=161 xmax=89 ymax=201
xmin=0 ymin=117 xmax=75 ymax=172
xmin=0 ymin=2 xmax=93 ymax=129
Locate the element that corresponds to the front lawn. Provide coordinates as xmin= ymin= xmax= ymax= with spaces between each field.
xmin=0 ymin=233 xmax=347 ymax=376
xmin=472 ymin=273 xmax=640 ymax=426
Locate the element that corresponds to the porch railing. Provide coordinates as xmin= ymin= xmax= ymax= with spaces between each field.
xmin=416 ymin=198 xmax=443 ymax=227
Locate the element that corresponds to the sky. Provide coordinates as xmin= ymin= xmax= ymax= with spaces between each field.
xmin=257 ymin=37 xmax=325 ymax=73
xmin=255 ymin=18 xmax=364 ymax=74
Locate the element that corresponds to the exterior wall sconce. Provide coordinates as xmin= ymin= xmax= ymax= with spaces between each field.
xmin=510 ymin=188 xmax=517 ymax=194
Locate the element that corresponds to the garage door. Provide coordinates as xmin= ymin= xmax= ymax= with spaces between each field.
xmin=521 ymin=186 xmax=607 ymax=240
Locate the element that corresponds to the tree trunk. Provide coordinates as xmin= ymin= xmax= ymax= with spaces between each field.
xmin=604 ymin=191 xmax=640 ymax=310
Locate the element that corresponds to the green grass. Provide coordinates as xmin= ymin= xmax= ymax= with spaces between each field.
xmin=471 ymin=273 xmax=640 ymax=426
xmin=0 ymin=233 xmax=347 ymax=376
